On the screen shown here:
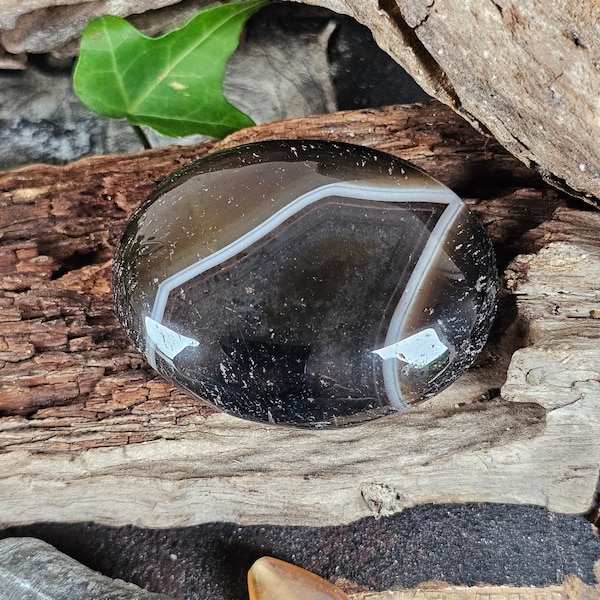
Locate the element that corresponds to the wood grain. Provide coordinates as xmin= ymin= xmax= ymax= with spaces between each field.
xmin=1 ymin=102 xmax=598 ymax=529
xmin=299 ymin=0 xmax=600 ymax=205
xmin=350 ymin=571 xmax=600 ymax=600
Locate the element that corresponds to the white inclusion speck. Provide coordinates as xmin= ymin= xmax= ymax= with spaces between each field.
xmin=579 ymin=163 xmax=587 ymax=171
xmin=474 ymin=275 xmax=487 ymax=292
xmin=290 ymin=146 xmax=298 ymax=157
xmin=169 ymin=554 xmax=178 ymax=561
xmin=245 ymin=286 xmax=254 ymax=294
xmin=169 ymin=81 xmax=186 ymax=91
xmin=483 ymin=50 xmax=490 ymax=59
xmin=455 ymin=243 xmax=463 ymax=250
xmin=348 ymin=131 xmax=356 ymax=137
xmin=438 ymin=48 xmax=444 ymax=55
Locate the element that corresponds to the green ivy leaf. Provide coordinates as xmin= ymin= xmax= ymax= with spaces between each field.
xmin=73 ymin=0 xmax=266 ymax=139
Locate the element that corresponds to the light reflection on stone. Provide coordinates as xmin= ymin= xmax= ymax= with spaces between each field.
xmin=113 ymin=140 xmax=497 ymax=427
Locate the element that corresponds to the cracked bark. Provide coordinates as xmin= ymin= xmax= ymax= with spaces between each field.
xmin=296 ymin=0 xmax=600 ymax=204
xmin=375 ymin=0 xmax=459 ymax=106
xmin=1 ymin=102 xmax=599 ymax=528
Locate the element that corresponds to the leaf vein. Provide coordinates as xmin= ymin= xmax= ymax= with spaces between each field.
xmin=128 ymin=7 xmax=253 ymax=113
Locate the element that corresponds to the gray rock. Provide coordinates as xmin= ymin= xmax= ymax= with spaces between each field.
xmin=0 ymin=537 xmax=174 ymax=599
xmin=0 ymin=64 xmax=141 ymax=169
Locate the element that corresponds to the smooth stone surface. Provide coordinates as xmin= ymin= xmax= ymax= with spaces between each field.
xmin=114 ymin=140 xmax=497 ymax=427
xmin=248 ymin=557 xmax=348 ymax=600
xmin=0 ymin=537 xmax=173 ymax=600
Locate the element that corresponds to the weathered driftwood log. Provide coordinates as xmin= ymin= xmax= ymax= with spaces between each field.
xmin=1 ymin=1 xmax=598 ymax=203
xmin=0 ymin=102 xmax=599 ymax=529
xmin=300 ymin=0 xmax=600 ymax=205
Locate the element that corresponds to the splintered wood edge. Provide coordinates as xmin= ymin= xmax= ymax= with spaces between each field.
xmin=0 ymin=103 xmax=599 ymax=528
xmin=345 ymin=560 xmax=600 ymax=599
xmin=348 ymin=574 xmax=598 ymax=600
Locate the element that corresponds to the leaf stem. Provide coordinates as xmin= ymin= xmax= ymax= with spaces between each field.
xmin=132 ymin=125 xmax=152 ymax=150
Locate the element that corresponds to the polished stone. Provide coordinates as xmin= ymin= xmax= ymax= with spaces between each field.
xmin=113 ymin=140 xmax=497 ymax=427
xmin=248 ymin=557 xmax=348 ymax=600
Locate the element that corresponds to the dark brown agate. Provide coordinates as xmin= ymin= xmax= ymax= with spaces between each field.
xmin=114 ymin=140 xmax=497 ymax=427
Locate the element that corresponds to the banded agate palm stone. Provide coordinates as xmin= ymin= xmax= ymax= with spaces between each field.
xmin=114 ymin=140 xmax=497 ymax=427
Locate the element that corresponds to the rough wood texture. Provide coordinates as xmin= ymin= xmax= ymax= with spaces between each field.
xmin=300 ymin=0 xmax=600 ymax=204
xmin=0 ymin=102 xmax=598 ymax=529
xmin=353 ymin=563 xmax=600 ymax=600
xmin=352 ymin=573 xmax=600 ymax=600
xmin=0 ymin=0 xmax=218 ymax=57
xmin=1 ymin=0 xmax=598 ymax=204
